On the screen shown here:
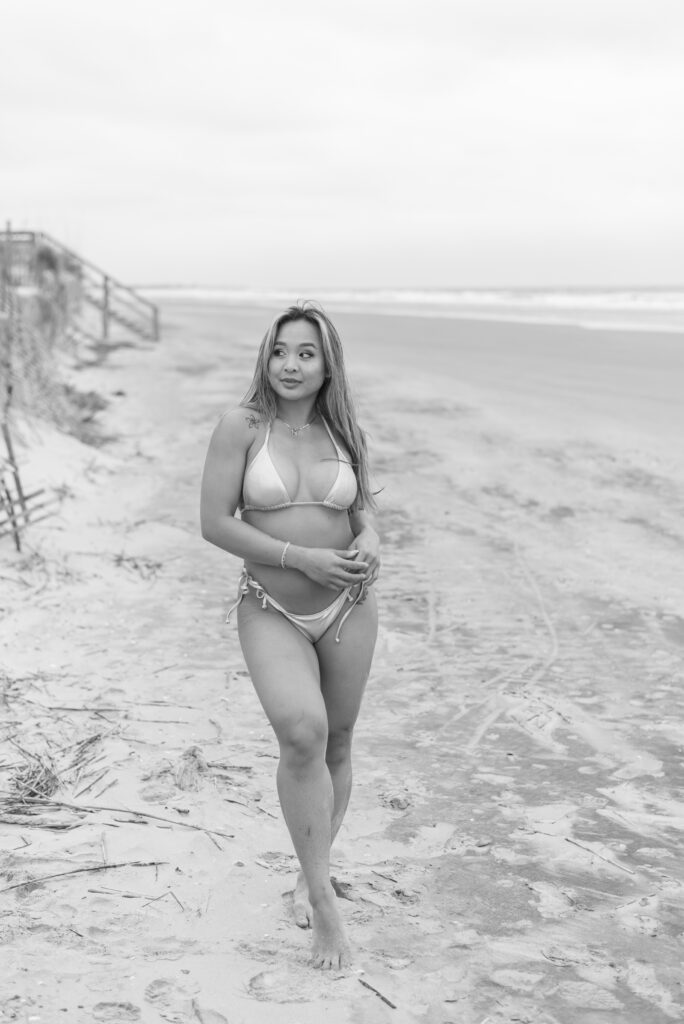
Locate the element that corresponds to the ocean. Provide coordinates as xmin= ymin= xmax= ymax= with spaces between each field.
xmin=142 ymin=286 xmax=684 ymax=334
xmin=153 ymin=288 xmax=684 ymax=450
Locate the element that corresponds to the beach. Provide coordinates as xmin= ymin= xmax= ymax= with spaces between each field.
xmin=1 ymin=298 xmax=683 ymax=1023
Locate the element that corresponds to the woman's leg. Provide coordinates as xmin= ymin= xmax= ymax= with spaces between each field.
xmin=237 ymin=595 xmax=351 ymax=970
xmin=321 ymin=590 xmax=378 ymax=835
xmin=293 ymin=590 xmax=378 ymax=927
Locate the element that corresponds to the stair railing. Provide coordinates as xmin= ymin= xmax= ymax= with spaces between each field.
xmin=2 ymin=229 xmax=159 ymax=342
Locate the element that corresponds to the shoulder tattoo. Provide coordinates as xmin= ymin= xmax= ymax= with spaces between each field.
xmin=244 ymin=414 xmax=261 ymax=430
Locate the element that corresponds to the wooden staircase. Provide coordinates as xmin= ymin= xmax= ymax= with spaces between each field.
xmin=2 ymin=229 xmax=159 ymax=343
xmin=1 ymin=228 xmax=160 ymax=547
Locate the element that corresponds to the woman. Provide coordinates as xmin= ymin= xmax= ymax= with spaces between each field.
xmin=200 ymin=302 xmax=380 ymax=970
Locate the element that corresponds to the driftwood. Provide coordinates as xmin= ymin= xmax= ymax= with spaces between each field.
xmin=0 ymin=795 xmax=234 ymax=841
xmin=358 ymin=977 xmax=398 ymax=1009
xmin=0 ymin=859 xmax=165 ymax=894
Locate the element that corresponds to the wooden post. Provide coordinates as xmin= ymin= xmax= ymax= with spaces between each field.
xmin=102 ymin=275 xmax=110 ymax=340
xmin=0 ymin=478 xmax=21 ymax=551
xmin=1 ymin=225 xmax=5 ymax=308
xmin=2 ymin=421 xmax=26 ymax=515
xmin=1 ymin=223 xmax=15 ymax=426
xmin=2 ymin=221 xmax=12 ymax=308
xmin=0 ymin=313 xmax=9 ymax=424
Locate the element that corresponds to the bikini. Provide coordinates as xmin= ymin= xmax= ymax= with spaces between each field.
xmin=227 ymin=418 xmax=365 ymax=643
xmin=241 ymin=417 xmax=358 ymax=512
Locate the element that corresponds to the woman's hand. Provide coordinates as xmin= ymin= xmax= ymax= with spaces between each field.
xmin=289 ymin=546 xmax=369 ymax=589
xmin=348 ymin=527 xmax=381 ymax=587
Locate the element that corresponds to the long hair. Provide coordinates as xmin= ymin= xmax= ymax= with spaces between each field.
xmin=241 ymin=301 xmax=376 ymax=511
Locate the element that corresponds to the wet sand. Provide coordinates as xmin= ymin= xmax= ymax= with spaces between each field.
xmin=1 ymin=300 xmax=683 ymax=1023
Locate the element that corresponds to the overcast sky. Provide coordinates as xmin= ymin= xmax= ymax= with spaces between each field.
xmin=2 ymin=0 xmax=683 ymax=287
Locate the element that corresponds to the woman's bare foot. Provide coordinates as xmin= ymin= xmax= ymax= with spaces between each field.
xmin=310 ymin=889 xmax=352 ymax=970
xmin=293 ymin=870 xmax=313 ymax=928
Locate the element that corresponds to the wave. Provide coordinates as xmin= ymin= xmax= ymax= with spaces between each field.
xmin=139 ymin=286 xmax=684 ymax=332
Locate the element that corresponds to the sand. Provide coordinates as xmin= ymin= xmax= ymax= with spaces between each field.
xmin=1 ymin=300 xmax=683 ymax=1023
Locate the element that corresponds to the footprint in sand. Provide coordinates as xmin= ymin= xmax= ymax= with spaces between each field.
xmin=92 ymin=1003 xmax=141 ymax=1022
xmin=143 ymin=937 xmax=197 ymax=961
xmin=145 ymin=977 xmax=200 ymax=1009
xmin=144 ymin=982 xmax=227 ymax=1024
xmin=255 ymin=850 xmax=297 ymax=873
xmin=248 ymin=968 xmax=334 ymax=1002
xmin=236 ymin=939 xmax=285 ymax=964
xmin=144 ymin=981 xmax=226 ymax=1024
xmin=138 ymin=779 xmax=176 ymax=802
xmin=490 ymin=969 xmax=544 ymax=994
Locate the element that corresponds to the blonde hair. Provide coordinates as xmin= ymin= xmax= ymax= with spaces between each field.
xmin=241 ymin=301 xmax=376 ymax=511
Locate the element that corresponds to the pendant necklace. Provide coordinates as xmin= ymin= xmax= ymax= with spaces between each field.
xmin=276 ymin=413 xmax=317 ymax=437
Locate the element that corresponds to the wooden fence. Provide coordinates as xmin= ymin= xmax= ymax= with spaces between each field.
xmin=0 ymin=422 xmax=59 ymax=551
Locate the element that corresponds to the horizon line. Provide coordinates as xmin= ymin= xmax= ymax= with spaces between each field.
xmin=134 ymin=282 xmax=684 ymax=292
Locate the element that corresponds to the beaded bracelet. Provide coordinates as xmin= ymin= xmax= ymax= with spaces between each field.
xmin=280 ymin=541 xmax=291 ymax=569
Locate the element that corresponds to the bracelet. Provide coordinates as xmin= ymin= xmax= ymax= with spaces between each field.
xmin=280 ymin=541 xmax=291 ymax=569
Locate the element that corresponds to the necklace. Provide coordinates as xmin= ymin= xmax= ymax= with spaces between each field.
xmin=276 ymin=413 xmax=317 ymax=437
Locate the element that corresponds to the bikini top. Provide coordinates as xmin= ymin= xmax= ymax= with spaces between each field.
xmin=241 ymin=418 xmax=358 ymax=513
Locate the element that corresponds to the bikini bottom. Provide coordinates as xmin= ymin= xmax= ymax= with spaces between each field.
xmin=226 ymin=568 xmax=366 ymax=644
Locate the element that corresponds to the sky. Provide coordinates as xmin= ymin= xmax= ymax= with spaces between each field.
xmin=2 ymin=0 xmax=683 ymax=288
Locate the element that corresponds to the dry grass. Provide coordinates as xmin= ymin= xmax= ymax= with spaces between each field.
xmin=0 ymin=733 xmax=104 ymax=826
xmin=12 ymin=750 xmax=60 ymax=799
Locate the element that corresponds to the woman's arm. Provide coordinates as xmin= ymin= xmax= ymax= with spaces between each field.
xmin=348 ymin=508 xmax=380 ymax=585
xmin=200 ymin=409 xmax=290 ymax=566
xmin=200 ymin=409 xmax=367 ymax=587
xmin=348 ymin=509 xmax=377 ymax=539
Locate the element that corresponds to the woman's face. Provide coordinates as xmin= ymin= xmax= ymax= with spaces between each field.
xmin=267 ymin=319 xmax=327 ymax=403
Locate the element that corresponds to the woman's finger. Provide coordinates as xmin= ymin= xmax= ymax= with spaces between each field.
xmin=356 ymin=552 xmax=379 ymax=568
xmin=338 ymin=570 xmax=365 ymax=584
xmin=339 ymin=558 xmax=368 ymax=572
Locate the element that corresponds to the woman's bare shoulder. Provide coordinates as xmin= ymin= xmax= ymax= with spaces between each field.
xmin=211 ymin=406 xmax=266 ymax=451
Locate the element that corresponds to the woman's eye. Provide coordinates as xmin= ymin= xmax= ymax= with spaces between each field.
xmin=271 ymin=348 xmax=316 ymax=360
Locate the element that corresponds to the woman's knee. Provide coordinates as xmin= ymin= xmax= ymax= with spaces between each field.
xmin=277 ymin=712 xmax=328 ymax=766
xmin=326 ymin=725 xmax=354 ymax=767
